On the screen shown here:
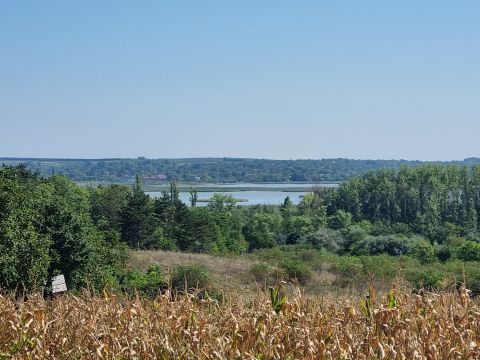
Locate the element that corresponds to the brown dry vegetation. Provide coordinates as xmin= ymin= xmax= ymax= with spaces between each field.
xmin=130 ymin=250 xmax=254 ymax=290
xmin=128 ymin=250 xmax=378 ymax=296
xmin=1 ymin=285 xmax=480 ymax=359
xmin=130 ymin=250 xmax=251 ymax=276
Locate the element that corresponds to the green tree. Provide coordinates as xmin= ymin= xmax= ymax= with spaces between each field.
xmin=90 ymin=184 xmax=132 ymax=231
xmin=243 ymin=212 xmax=284 ymax=250
xmin=0 ymin=167 xmax=51 ymax=289
xmin=189 ymin=187 xmax=198 ymax=207
xmin=120 ymin=177 xmax=158 ymax=249
xmin=284 ymin=215 xmax=315 ymax=245
xmin=0 ymin=166 xmax=127 ymax=291
xmin=328 ymin=210 xmax=353 ymax=230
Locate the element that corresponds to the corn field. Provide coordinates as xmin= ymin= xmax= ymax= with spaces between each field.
xmin=0 ymin=285 xmax=479 ymax=359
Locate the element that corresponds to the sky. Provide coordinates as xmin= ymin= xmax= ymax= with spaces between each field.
xmin=1 ymin=1 xmax=479 ymax=161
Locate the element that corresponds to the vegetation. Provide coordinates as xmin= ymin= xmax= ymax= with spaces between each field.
xmin=3 ymin=163 xmax=480 ymax=296
xmin=2 ymin=156 xmax=480 ymax=183
xmin=1 ymin=285 xmax=479 ymax=359
xmin=3 ymin=162 xmax=480 ymax=357
xmin=0 ymin=165 xmax=127 ymax=292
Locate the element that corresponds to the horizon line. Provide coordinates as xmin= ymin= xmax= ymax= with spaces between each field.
xmin=1 ymin=156 xmax=479 ymax=163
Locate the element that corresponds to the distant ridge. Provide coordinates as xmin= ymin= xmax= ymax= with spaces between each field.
xmin=1 ymin=157 xmax=479 ymax=183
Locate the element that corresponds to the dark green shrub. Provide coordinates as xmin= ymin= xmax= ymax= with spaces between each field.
xmin=120 ymin=265 xmax=165 ymax=297
xmin=171 ymin=264 xmax=212 ymax=293
xmin=280 ymin=260 xmax=312 ymax=285
xmin=329 ymin=255 xmax=363 ymax=285
xmin=463 ymin=262 xmax=480 ymax=297
xmin=327 ymin=210 xmax=352 ymax=230
xmin=303 ymin=228 xmax=345 ymax=253
xmin=359 ymin=255 xmax=400 ymax=279
xmin=351 ymin=235 xmax=422 ymax=256
xmin=456 ymin=241 xmax=480 ymax=262
xmin=435 ymin=245 xmax=452 ymax=263
xmin=407 ymin=269 xmax=443 ymax=291
xmin=391 ymin=223 xmax=413 ymax=236
xmin=248 ymin=263 xmax=284 ymax=285
xmin=411 ymin=241 xmax=437 ymax=264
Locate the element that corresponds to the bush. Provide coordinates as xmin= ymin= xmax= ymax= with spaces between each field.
xmin=406 ymin=269 xmax=443 ymax=291
xmin=328 ymin=210 xmax=352 ymax=230
xmin=342 ymin=225 xmax=368 ymax=253
xmin=280 ymin=260 xmax=312 ymax=285
xmin=303 ymin=228 xmax=345 ymax=253
xmin=411 ymin=241 xmax=437 ymax=264
xmin=328 ymin=255 xmax=363 ymax=287
xmin=359 ymin=255 xmax=401 ymax=279
xmin=435 ymin=245 xmax=452 ymax=263
xmin=248 ymin=263 xmax=284 ymax=286
xmin=120 ymin=265 xmax=165 ymax=297
xmin=350 ymin=235 xmax=422 ymax=256
xmin=171 ymin=264 xmax=212 ymax=293
xmin=456 ymin=241 xmax=480 ymax=262
xmin=462 ymin=262 xmax=480 ymax=297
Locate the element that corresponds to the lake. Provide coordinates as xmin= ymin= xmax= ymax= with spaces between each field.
xmin=147 ymin=182 xmax=337 ymax=206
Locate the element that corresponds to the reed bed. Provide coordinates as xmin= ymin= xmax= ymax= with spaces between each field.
xmin=0 ymin=285 xmax=479 ymax=359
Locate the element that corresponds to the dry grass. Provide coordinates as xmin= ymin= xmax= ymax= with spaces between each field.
xmin=130 ymin=250 xmax=253 ymax=290
xmin=1 ymin=285 xmax=479 ymax=359
xmin=128 ymin=250 xmax=367 ymax=296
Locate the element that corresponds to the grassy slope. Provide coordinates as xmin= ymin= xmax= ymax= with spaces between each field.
xmin=129 ymin=250 xmax=343 ymax=295
xmin=129 ymin=251 xmax=255 ymax=291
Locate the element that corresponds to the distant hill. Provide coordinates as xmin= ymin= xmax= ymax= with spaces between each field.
xmin=1 ymin=157 xmax=479 ymax=183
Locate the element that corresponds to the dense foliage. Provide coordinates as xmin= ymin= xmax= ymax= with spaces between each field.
xmin=327 ymin=165 xmax=480 ymax=242
xmin=0 ymin=165 xmax=127 ymax=292
xmin=2 ymin=163 xmax=480 ymax=295
xmin=2 ymin=156 xmax=480 ymax=183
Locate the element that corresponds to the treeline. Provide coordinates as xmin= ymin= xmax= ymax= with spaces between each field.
xmin=3 ymin=163 xmax=480 ymax=294
xmin=3 ymin=157 xmax=480 ymax=183
xmin=327 ymin=165 xmax=480 ymax=242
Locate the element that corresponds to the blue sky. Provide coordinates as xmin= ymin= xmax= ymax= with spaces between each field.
xmin=1 ymin=1 xmax=479 ymax=160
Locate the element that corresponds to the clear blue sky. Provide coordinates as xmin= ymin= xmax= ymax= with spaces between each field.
xmin=1 ymin=1 xmax=479 ymax=160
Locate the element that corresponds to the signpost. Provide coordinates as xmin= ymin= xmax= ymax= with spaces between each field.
xmin=51 ymin=274 xmax=67 ymax=294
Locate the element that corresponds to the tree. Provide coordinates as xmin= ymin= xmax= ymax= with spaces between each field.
xmin=154 ymin=180 xmax=190 ymax=250
xmin=297 ymin=193 xmax=327 ymax=227
xmin=44 ymin=175 xmax=126 ymax=290
xmin=284 ymin=215 xmax=315 ymax=245
xmin=189 ymin=187 xmax=198 ymax=207
xmin=120 ymin=177 xmax=158 ymax=250
xmin=280 ymin=196 xmax=295 ymax=219
xmin=456 ymin=241 xmax=480 ymax=262
xmin=0 ymin=166 xmax=127 ymax=291
xmin=90 ymin=184 xmax=132 ymax=231
xmin=207 ymin=193 xmax=236 ymax=211
xmin=411 ymin=241 xmax=437 ymax=264
xmin=328 ymin=210 xmax=353 ymax=230
xmin=0 ymin=168 xmax=51 ymax=289
xmin=243 ymin=213 xmax=284 ymax=250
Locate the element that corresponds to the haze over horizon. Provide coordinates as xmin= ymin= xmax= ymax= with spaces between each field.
xmin=2 ymin=1 xmax=479 ymax=161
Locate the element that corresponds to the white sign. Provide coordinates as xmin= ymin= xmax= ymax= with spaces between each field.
xmin=52 ymin=274 xmax=67 ymax=294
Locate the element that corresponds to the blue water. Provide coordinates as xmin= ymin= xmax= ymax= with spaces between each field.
xmin=147 ymin=190 xmax=308 ymax=206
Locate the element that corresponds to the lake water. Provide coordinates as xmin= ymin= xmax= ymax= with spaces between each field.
xmin=146 ymin=182 xmax=337 ymax=206
xmin=183 ymin=183 xmax=338 ymax=189
xmin=147 ymin=191 xmax=308 ymax=206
